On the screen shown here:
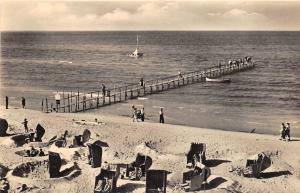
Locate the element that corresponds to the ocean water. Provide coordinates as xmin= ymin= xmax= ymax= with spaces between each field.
xmin=1 ymin=31 xmax=300 ymax=136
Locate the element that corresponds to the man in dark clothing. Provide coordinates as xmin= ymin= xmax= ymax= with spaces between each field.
xmin=140 ymin=78 xmax=144 ymax=87
xmin=102 ymin=84 xmax=106 ymax=97
xmin=21 ymin=97 xmax=26 ymax=109
xmin=159 ymin=108 xmax=164 ymax=123
xmin=141 ymin=107 xmax=145 ymax=122
xmin=280 ymin=123 xmax=286 ymax=140
xmin=23 ymin=118 xmax=29 ymax=133
xmin=5 ymin=96 xmax=8 ymax=109
xmin=39 ymin=148 xmax=45 ymax=156
xmin=286 ymin=123 xmax=291 ymax=141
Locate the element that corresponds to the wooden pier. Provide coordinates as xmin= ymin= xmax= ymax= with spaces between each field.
xmin=42 ymin=61 xmax=255 ymax=113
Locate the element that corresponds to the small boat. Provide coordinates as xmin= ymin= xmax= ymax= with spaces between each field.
xmin=205 ymin=77 xmax=231 ymax=83
xmin=128 ymin=35 xmax=143 ymax=58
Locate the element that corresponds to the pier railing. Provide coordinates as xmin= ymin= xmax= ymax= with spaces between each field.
xmin=41 ymin=61 xmax=255 ymax=113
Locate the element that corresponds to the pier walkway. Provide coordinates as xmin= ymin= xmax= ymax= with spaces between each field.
xmin=42 ymin=61 xmax=255 ymax=113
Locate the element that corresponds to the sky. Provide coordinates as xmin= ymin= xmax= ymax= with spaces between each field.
xmin=1 ymin=0 xmax=300 ymax=31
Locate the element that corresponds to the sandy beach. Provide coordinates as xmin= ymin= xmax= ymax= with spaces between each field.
xmin=0 ymin=105 xmax=299 ymax=193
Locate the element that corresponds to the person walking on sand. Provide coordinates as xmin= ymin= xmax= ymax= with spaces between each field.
xmin=280 ymin=122 xmax=286 ymax=140
xmin=132 ymin=105 xmax=136 ymax=122
xmin=21 ymin=97 xmax=26 ymax=109
xmin=141 ymin=107 xmax=145 ymax=122
xmin=22 ymin=118 xmax=29 ymax=133
xmin=133 ymin=108 xmax=138 ymax=122
xmin=159 ymin=108 xmax=164 ymax=123
xmin=286 ymin=123 xmax=291 ymax=141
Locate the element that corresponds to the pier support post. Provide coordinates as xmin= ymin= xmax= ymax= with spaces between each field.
xmin=68 ymin=94 xmax=70 ymax=112
xmin=46 ymin=98 xmax=49 ymax=113
xmin=63 ymin=91 xmax=65 ymax=112
xmin=108 ymin=91 xmax=111 ymax=105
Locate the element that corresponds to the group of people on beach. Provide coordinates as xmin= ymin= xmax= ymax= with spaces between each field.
xmin=131 ymin=105 xmax=165 ymax=123
xmin=280 ymin=122 xmax=291 ymax=141
xmin=132 ymin=105 xmax=145 ymax=122
xmin=26 ymin=146 xmax=45 ymax=157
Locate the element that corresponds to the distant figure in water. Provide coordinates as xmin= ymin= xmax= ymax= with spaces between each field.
xmin=285 ymin=123 xmax=291 ymax=141
xmin=159 ymin=108 xmax=164 ymax=123
xmin=22 ymin=118 xmax=29 ymax=133
xmin=21 ymin=97 xmax=26 ymax=109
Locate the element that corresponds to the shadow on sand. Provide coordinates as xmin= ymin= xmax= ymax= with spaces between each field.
xmin=260 ymin=170 xmax=292 ymax=179
xmin=205 ymin=159 xmax=231 ymax=167
xmin=118 ymin=183 xmax=144 ymax=192
xmin=201 ymin=176 xmax=227 ymax=190
xmin=289 ymin=139 xmax=300 ymax=142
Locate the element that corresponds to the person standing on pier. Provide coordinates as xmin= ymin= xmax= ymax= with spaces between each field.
xmin=102 ymin=84 xmax=106 ymax=97
xmin=140 ymin=78 xmax=144 ymax=87
xmin=159 ymin=108 xmax=165 ymax=123
xmin=21 ymin=97 xmax=26 ymax=109
xmin=83 ymin=95 xmax=86 ymax=110
xmin=22 ymin=118 xmax=29 ymax=133
xmin=54 ymin=91 xmax=61 ymax=111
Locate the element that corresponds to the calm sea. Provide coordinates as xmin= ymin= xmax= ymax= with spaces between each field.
xmin=1 ymin=31 xmax=300 ymax=136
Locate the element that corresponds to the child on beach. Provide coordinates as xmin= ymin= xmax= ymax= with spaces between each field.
xmin=280 ymin=123 xmax=286 ymax=140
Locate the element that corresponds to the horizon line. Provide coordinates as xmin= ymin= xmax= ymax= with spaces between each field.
xmin=1 ymin=30 xmax=300 ymax=32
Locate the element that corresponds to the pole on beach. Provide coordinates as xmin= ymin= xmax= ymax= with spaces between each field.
xmin=46 ymin=98 xmax=48 ymax=113
xmin=75 ymin=95 xmax=78 ymax=112
xmin=70 ymin=91 xmax=73 ymax=112
xmin=77 ymin=91 xmax=80 ymax=111
xmin=41 ymin=99 xmax=44 ymax=112
xmin=63 ymin=91 xmax=65 ymax=112
xmin=5 ymin=96 xmax=8 ymax=109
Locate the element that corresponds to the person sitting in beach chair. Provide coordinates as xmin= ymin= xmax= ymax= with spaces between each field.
xmin=30 ymin=147 xmax=39 ymax=157
xmin=38 ymin=148 xmax=45 ymax=156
